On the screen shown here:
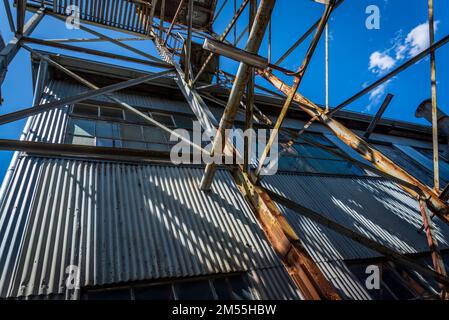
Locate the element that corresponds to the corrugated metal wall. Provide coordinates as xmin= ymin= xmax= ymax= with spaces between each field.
xmin=263 ymin=173 xmax=449 ymax=263
xmin=2 ymin=78 xmax=448 ymax=300
xmin=0 ymin=158 xmax=301 ymax=299
xmin=262 ymin=173 xmax=449 ymax=299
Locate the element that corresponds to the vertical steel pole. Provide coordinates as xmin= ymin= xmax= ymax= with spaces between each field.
xmin=244 ymin=0 xmax=257 ymax=173
xmin=185 ymin=0 xmax=194 ymax=82
xmin=429 ymin=0 xmax=440 ymax=193
xmin=325 ymin=22 xmax=329 ymax=111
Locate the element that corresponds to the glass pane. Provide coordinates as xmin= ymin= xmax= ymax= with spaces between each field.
xmin=72 ymin=135 xmax=95 ymax=146
xmin=228 ymin=275 xmax=252 ymax=300
xmin=151 ymin=113 xmax=175 ymax=127
xmin=97 ymin=138 xmax=113 ymax=147
xmin=134 ymin=284 xmax=174 ymax=300
xmin=146 ymin=143 xmax=171 ymax=152
xmin=125 ymin=110 xmax=147 ymax=124
xmin=295 ymin=144 xmax=339 ymax=160
xmin=96 ymin=121 xmax=114 ymax=138
xmin=100 ymin=106 xmax=124 ymax=120
xmin=300 ymin=132 xmax=334 ymax=147
xmin=122 ymin=140 xmax=146 ymax=150
xmin=382 ymin=267 xmax=415 ymax=300
xmin=87 ymin=289 xmax=131 ymax=300
xmin=213 ymin=278 xmax=232 ymax=300
xmin=120 ymin=124 xmax=143 ymax=141
xmin=174 ymin=280 xmax=214 ymax=300
xmin=70 ymin=119 xmax=95 ymax=137
xmin=143 ymin=126 xmax=168 ymax=143
xmin=174 ymin=115 xmax=194 ymax=129
xmin=311 ymin=160 xmax=364 ymax=175
xmin=72 ymin=104 xmax=98 ymax=117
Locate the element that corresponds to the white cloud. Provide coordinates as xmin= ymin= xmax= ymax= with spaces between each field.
xmin=364 ymin=21 xmax=440 ymax=112
xmin=369 ymin=51 xmax=396 ymax=73
xmin=365 ymin=80 xmax=392 ymax=112
xmin=405 ymin=21 xmax=439 ymax=57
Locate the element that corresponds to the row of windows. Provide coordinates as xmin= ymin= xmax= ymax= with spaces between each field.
xmin=67 ymin=103 xmax=449 ymax=182
xmin=348 ymin=254 xmax=449 ymax=300
xmin=82 ymin=274 xmax=252 ymax=300
xmin=277 ymin=133 xmax=365 ymax=176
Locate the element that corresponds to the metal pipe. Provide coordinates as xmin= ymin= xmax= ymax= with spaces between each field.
xmin=428 ymin=0 xmax=440 ymax=193
xmin=200 ymin=0 xmax=276 ymax=190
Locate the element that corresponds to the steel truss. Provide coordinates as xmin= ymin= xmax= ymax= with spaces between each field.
xmin=1 ymin=0 xmax=449 ymax=299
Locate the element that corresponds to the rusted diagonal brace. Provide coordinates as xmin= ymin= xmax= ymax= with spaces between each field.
xmin=418 ymin=200 xmax=447 ymax=298
xmin=266 ymin=189 xmax=449 ymax=288
xmin=256 ymin=0 xmax=336 ymax=176
xmin=232 ymin=169 xmax=341 ymax=300
xmin=261 ymin=70 xmax=449 ymax=226
xmin=193 ymin=0 xmax=250 ymax=85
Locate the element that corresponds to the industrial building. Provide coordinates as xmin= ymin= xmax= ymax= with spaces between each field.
xmin=0 ymin=0 xmax=449 ymax=300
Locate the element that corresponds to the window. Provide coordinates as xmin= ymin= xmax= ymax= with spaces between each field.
xmin=348 ymin=259 xmax=441 ymax=300
xmin=82 ymin=274 xmax=252 ymax=300
xmin=66 ymin=104 xmax=180 ymax=153
xmin=277 ymin=133 xmax=364 ymax=175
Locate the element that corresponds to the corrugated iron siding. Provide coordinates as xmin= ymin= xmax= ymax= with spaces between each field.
xmin=262 ymin=173 xmax=449 ymax=263
xmin=0 ymin=157 xmax=301 ymax=299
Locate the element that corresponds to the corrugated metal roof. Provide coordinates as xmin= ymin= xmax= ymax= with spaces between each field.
xmin=0 ymin=157 xmax=300 ymax=299
xmin=262 ymin=173 xmax=449 ymax=263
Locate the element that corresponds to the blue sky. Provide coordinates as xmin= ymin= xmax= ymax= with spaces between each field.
xmin=0 ymin=0 xmax=448 ymax=182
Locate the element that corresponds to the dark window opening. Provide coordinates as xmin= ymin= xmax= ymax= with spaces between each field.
xmin=82 ymin=273 xmax=252 ymax=301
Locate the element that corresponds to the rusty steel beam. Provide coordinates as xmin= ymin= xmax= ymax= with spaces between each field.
xmin=163 ymin=0 xmax=185 ymax=45
xmin=256 ymin=0 xmax=336 ymax=176
xmin=232 ymin=169 xmax=341 ymax=300
xmin=266 ymin=189 xmax=449 ymax=288
xmin=261 ymin=71 xmax=449 ymax=225
xmin=200 ymin=0 xmax=276 ymax=191
xmin=418 ymin=200 xmax=447 ymax=298
xmin=193 ymin=0 xmax=250 ymax=85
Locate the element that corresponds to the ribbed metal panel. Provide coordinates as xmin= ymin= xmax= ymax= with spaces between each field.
xmin=47 ymin=80 xmax=193 ymax=116
xmin=0 ymin=157 xmax=300 ymax=299
xmin=262 ymin=174 xmax=449 ymax=263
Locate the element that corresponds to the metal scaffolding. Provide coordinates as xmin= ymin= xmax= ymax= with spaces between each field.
xmin=1 ymin=0 xmax=449 ymax=299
